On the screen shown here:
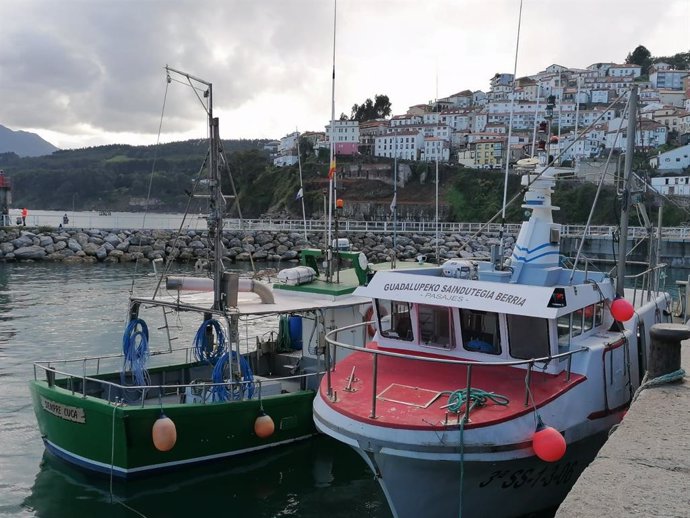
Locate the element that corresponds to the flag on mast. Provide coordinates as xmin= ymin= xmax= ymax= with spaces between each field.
xmin=295 ymin=187 xmax=304 ymax=200
xmin=328 ymin=159 xmax=336 ymax=179
xmin=390 ymin=192 xmax=397 ymax=213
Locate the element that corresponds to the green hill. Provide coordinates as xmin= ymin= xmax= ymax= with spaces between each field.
xmin=0 ymin=140 xmax=682 ymax=225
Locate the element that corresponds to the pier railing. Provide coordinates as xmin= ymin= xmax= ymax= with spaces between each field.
xmin=22 ymin=211 xmax=690 ymax=239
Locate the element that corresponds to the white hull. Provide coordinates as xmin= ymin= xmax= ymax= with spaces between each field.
xmin=351 ymin=433 xmax=606 ymax=518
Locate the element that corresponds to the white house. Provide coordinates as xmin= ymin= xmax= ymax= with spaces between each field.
xmin=605 ymin=119 xmax=667 ymax=149
xmin=472 ymin=91 xmax=488 ymax=106
xmin=657 ymin=89 xmax=688 ymax=108
xmin=324 ymin=120 xmax=360 ymax=155
xmin=607 ymin=64 xmax=642 ymax=78
xmin=422 ymin=112 xmax=441 ymax=125
xmin=440 ymin=110 xmax=473 ymax=131
xmin=421 ymin=137 xmax=450 ymax=163
xmin=650 ymin=144 xmax=690 ymax=172
xmin=448 ymin=90 xmax=474 ymax=108
xmin=273 ymin=132 xmax=300 ymax=167
xmin=650 ymin=69 xmax=688 ymax=90
xmin=374 ymin=130 xmax=423 ymax=161
xmin=591 ymin=89 xmax=611 ymax=104
xmin=650 ymin=175 xmax=690 ymax=195
xmin=587 ymin=63 xmax=616 ymax=76
xmin=390 ymin=114 xmax=423 ymax=127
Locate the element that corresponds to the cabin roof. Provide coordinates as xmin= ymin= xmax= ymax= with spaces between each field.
xmin=355 ymin=269 xmax=606 ymax=318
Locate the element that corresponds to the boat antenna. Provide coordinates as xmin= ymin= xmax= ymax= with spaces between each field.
xmin=434 ymin=71 xmax=440 ymax=265
xmin=498 ymin=0 xmax=524 ymax=270
xmin=435 ymin=153 xmax=440 ymax=265
xmin=530 ymin=92 xmax=540 ymax=157
xmin=391 ymin=154 xmax=397 ymax=268
xmin=615 ymin=85 xmax=639 ymax=298
xmin=326 ymin=0 xmax=337 ymax=282
xmin=296 ymin=128 xmax=308 ymax=241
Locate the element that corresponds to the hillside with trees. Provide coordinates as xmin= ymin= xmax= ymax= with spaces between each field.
xmin=0 ymin=138 xmax=685 ymax=226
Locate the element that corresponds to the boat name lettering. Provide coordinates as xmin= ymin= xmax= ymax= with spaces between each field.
xmin=493 ymin=292 xmax=527 ymax=307
xmin=384 ymin=283 xmax=441 ymax=292
xmin=383 ymin=283 xmax=526 ymax=306
xmin=40 ymin=396 xmax=86 ymax=424
xmin=478 ymin=461 xmax=577 ymax=490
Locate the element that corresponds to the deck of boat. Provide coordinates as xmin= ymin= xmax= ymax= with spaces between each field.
xmin=321 ymin=343 xmax=585 ymax=430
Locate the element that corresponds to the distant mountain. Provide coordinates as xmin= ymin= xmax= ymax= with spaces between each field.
xmin=0 ymin=124 xmax=59 ymax=157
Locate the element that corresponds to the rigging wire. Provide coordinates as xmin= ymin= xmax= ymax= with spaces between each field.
xmin=129 ymin=72 xmax=170 ymax=298
xmin=452 ymin=89 xmax=630 ymax=258
xmin=499 ymin=0 xmax=524 ymax=257
xmin=569 ymin=96 xmax=631 ymax=280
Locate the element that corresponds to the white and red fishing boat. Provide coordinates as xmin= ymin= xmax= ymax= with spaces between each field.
xmin=313 ymin=108 xmax=671 ymax=516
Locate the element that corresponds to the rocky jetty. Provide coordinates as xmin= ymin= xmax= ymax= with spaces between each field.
xmin=0 ymin=227 xmax=516 ymax=265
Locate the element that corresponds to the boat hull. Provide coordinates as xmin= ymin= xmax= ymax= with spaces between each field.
xmin=30 ymin=380 xmax=316 ymax=478
xmin=313 ymin=390 xmax=611 ymax=518
xmin=349 ymin=432 xmax=606 ymax=518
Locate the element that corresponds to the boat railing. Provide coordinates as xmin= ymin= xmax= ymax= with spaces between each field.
xmin=33 ymin=357 xmax=322 ymax=407
xmin=623 ymin=263 xmax=668 ymax=306
xmin=324 ymin=322 xmax=588 ymax=423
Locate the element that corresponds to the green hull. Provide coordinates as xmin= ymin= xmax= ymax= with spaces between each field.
xmin=30 ymin=377 xmax=316 ymax=478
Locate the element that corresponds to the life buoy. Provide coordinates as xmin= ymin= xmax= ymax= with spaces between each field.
xmin=364 ymin=304 xmax=387 ymax=339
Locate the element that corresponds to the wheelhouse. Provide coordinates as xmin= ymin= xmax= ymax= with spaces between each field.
xmin=367 ymin=271 xmax=615 ymax=376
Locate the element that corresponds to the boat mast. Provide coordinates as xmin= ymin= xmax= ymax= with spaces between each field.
xmin=327 ymin=0 xmax=337 ymax=282
xmin=296 ymin=130 xmax=308 ymax=241
xmin=615 ymin=85 xmax=638 ymax=298
xmin=164 ymin=66 xmax=224 ymax=310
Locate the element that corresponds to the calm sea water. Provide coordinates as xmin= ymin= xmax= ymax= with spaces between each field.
xmin=0 ymin=262 xmax=391 ymax=518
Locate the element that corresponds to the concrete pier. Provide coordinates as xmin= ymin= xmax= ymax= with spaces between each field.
xmin=555 ymin=340 xmax=689 ymax=517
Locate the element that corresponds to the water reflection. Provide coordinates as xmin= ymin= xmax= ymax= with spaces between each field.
xmin=24 ymin=436 xmax=390 ymax=518
xmin=0 ymin=266 xmax=17 ymax=344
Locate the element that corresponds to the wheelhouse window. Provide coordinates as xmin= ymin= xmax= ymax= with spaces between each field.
xmin=460 ymin=309 xmax=501 ymax=355
xmin=418 ymin=304 xmax=454 ymax=349
xmin=378 ymin=300 xmax=413 ymax=342
xmin=557 ymin=314 xmax=571 ymax=348
xmin=557 ymin=302 xmax=604 ymax=349
xmin=507 ymin=314 xmax=550 ymax=360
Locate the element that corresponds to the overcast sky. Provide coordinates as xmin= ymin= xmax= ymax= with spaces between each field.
xmin=1 ymin=0 xmax=688 ymax=150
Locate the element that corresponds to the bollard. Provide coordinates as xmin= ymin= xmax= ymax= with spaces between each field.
xmin=648 ymin=323 xmax=690 ymax=379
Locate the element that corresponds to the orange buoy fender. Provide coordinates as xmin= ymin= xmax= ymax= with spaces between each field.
xmin=152 ymin=413 xmax=177 ymax=452
xmin=254 ymin=412 xmax=275 ymax=438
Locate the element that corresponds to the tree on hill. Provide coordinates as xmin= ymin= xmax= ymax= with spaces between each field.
xmin=350 ymin=95 xmax=392 ymax=121
xmin=653 ymin=50 xmax=690 ymax=70
xmin=625 ymin=45 xmax=653 ymax=74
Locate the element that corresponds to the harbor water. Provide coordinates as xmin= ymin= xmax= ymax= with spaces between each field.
xmin=0 ymin=262 xmax=391 ymax=518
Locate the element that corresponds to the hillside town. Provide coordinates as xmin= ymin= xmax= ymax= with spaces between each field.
xmin=271 ymin=60 xmax=690 ymax=183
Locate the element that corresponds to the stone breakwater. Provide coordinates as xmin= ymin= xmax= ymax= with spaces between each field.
xmin=0 ymin=227 xmax=516 ymax=264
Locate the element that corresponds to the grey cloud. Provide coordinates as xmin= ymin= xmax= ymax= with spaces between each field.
xmin=0 ymin=0 xmax=333 ymax=139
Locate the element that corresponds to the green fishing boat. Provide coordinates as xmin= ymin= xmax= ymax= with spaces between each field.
xmin=29 ymin=67 xmax=375 ymax=478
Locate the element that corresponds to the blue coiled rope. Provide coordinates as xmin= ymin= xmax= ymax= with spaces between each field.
xmin=120 ymin=318 xmax=150 ymax=387
xmin=211 ymin=350 xmax=255 ymax=402
xmin=193 ymin=319 xmax=227 ymax=364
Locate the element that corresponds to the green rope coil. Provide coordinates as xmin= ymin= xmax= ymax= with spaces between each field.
xmin=276 ymin=315 xmax=292 ymax=352
xmin=442 ymin=388 xmax=510 ymax=415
